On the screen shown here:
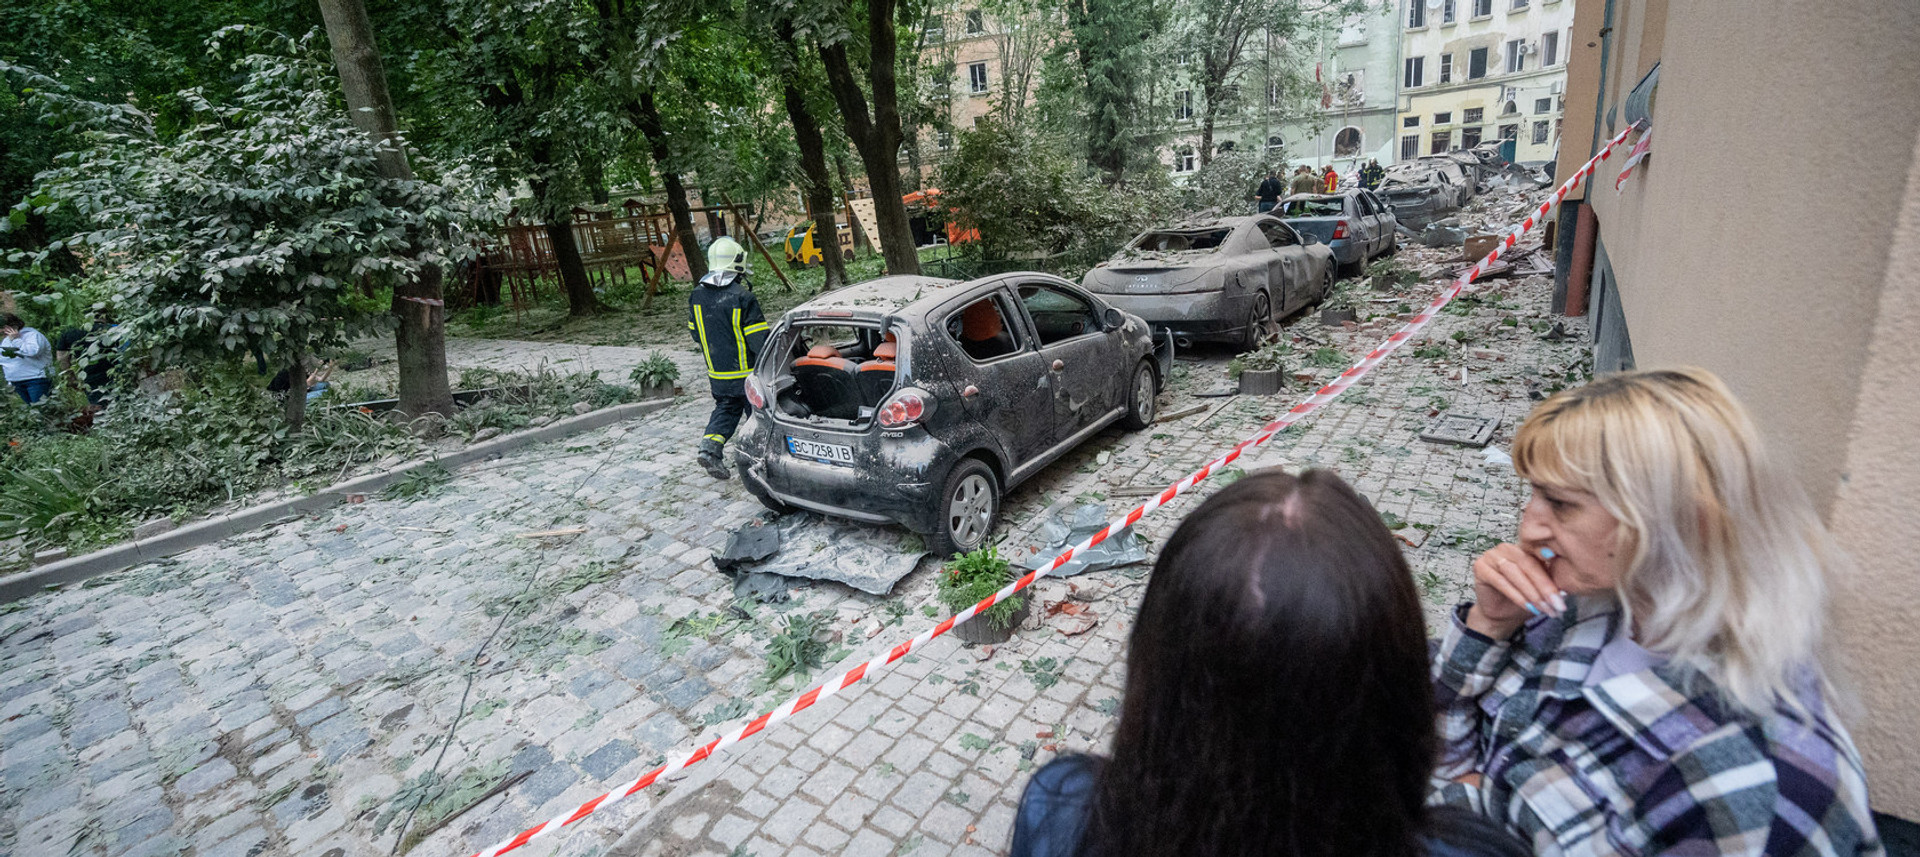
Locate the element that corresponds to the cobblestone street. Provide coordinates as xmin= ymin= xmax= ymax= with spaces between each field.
xmin=0 ymin=257 xmax=1589 ymax=857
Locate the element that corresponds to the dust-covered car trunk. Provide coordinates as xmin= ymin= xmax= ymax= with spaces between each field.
xmin=1082 ymin=216 xmax=1336 ymax=346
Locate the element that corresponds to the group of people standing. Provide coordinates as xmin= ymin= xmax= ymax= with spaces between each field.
xmin=0 ymin=311 xmax=117 ymax=407
xmin=1254 ymin=159 xmax=1389 ymax=212
xmin=1011 ymin=368 xmax=1883 ymax=857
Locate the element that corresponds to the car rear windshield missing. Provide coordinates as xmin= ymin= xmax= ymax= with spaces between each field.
xmin=1282 ymin=198 xmax=1345 ymax=217
xmin=1131 ymin=229 xmax=1232 ymax=252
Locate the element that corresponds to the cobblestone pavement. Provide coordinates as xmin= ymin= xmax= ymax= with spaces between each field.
xmin=0 ymin=226 xmax=1589 ymax=857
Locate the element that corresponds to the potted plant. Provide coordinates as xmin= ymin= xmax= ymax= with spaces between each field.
xmin=628 ymin=352 xmax=681 ymax=399
xmin=937 ymin=545 xmax=1028 ymax=645
xmin=1320 ymin=280 xmax=1360 ymax=326
xmin=1230 ymin=341 xmax=1290 ymax=396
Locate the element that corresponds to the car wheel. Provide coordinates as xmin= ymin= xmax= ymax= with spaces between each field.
xmin=1120 ymin=360 xmax=1158 ymax=430
xmin=1240 ymin=291 xmax=1273 ymax=352
xmin=929 ymin=458 xmax=999 ymax=559
xmin=1321 ymin=264 xmax=1336 ymax=301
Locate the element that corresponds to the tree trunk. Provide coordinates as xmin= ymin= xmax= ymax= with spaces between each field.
xmin=581 ymin=152 xmax=609 ymax=205
xmin=283 ymin=352 xmax=308 ymax=432
xmin=783 ymin=81 xmax=847 ymax=291
xmin=634 ymin=91 xmax=707 ymax=281
xmin=544 ymin=218 xmax=598 ymax=316
xmin=817 ymin=0 xmax=921 ymax=276
xmin=317 ymin=0 xmax=454 ymax=421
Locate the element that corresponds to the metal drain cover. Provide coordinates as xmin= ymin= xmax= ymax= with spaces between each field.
xmin=1420 ymin=412 xmax=1500 ymax=447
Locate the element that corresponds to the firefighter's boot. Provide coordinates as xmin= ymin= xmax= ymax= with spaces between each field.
xmin=698 ymin=438 xmax=731 ymax=481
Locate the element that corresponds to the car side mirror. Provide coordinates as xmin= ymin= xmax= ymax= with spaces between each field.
xmin=1302 ymin=233 xmax=1323 ymax=245
xmin=1103 ymin=306 xmax=1125 ymax=331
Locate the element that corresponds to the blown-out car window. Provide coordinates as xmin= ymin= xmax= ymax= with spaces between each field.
xmin=1130 ymin=229 xmax=1231 ymax=252
xmin=1017 ymin=285 xmax=1099 ymax=346
xmin=1257 ymin=220 xmax=1301 ymax=247
xmin=945 ymin=295 xmax=1022 ymax=362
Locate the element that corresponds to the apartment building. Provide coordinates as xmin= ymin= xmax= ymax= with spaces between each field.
xmin=1554 ymin=0 xmax=1920 ymax=824
xmin=1395 ymin=0 xmax=1574 ymax=164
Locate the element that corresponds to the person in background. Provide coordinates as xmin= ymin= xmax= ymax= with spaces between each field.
xmin=1322 ymin=164 xmax=1340 ymax=193
xmin=1254 ymin=170 xmax=1284 ymax=213
xmin=1360 ymin=158 xmax=1386 ymax=190
xmin=1432 ymin=368 xmax=1882 ymax=856
xmin=0 ymin=313 xmax=55 ymax=404
xmin=56 ymin=309 xmax=119 ymax=407
xmin=1287 ymin=165 xmax=1320 ymax=196
xmin=1011 ymin=470 xmax=1531 ymax=857
xmin=687 ymin=236 xmax=769 ymax=481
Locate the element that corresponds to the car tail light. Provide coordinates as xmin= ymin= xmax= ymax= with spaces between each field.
xmin=877 ymin=389 xmax=931 ymax=429
xmin=744 ymin=375 xmax=767 ymax=409
xmin=1331 ymin=219 xmax=1349 ymax=240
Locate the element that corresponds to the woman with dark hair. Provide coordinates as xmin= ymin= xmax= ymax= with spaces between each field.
xmin=1011 ymin=469 xmax=1527 ymax=857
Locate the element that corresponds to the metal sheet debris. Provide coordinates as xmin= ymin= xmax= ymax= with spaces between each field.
xmin=1420 ymin=412 xmax=1500 ymax=448
xmin=714 ymin=511 xmax=928 ymax=596
xmin=1015 ymin=504 xmax=1149 ymax=577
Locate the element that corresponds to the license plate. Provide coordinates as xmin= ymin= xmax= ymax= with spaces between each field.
xmin=787 ymin=436 xmax=854 ymax=465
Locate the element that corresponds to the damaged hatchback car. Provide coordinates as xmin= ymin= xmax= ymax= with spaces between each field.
xmin=732 ymin=274 xmax=1161 ymax=556
xmin=1079 ymin=215 xmax=1337 ymax=350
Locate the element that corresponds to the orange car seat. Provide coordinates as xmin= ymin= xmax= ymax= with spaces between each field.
xmin=858 ymin=339 xmax=899 ymax=406
xmin=958 ymin=300 xmax=1015 ymax=360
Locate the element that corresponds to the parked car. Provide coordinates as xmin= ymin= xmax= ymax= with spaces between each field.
xmin=1377 ymin=159 xmax=1470 ymax=229
xmin=1079 ymin=215 xmax=1337 ymax=350
xmin=733 ymin=273 xmax=1161 ymax=556
xmin=1278 ymin=189 xmax=1399 ymax=276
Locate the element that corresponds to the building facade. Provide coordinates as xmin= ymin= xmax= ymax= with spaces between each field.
xmin=1554 ymin=0 xmax=1920 ymax=824
xmin=1395 ymin=0 xmax=1574 ymax=164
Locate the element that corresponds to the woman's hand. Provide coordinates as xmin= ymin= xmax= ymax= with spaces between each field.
xmin=1466 ymin=543 xmax=1565 ymax=639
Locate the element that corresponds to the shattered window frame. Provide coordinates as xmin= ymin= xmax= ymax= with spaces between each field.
xmin=1401 ymin=134 xmax=1420 ymax=160
xmin=1464 ymin=106 xmax=1484 ymax=123
xmin=967 ymin=62 xmax=990 ymax=94
xmin=1469 ymin=47 xmax=1489 ymax=79
xmin=1532 ymin=120 xmax=1551 ymax=144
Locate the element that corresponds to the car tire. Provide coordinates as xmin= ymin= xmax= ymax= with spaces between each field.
xmin=928 ymin=458 xmax=999 ymax=559
xmin=1240 ymin=291 xmax=1273 ymax=352
xmin=1120 ymin=360 xmax=1158 ymax=431
xmin=1321 ymin=264 xmax=1336 ymax=302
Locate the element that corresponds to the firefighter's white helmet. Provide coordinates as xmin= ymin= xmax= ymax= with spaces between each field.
xmin=707 ymin=236 xmax=749 ymax=275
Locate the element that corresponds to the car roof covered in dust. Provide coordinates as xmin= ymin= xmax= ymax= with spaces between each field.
xmin=790 ymin=275 xmax=968 ymax=319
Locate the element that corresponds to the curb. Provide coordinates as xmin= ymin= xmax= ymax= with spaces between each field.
xmin=0 ymin=397 xmax=679 ymax=604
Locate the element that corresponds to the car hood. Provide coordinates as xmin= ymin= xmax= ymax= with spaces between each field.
xmin=1083 ymin=261 xmax=1219 ymax=294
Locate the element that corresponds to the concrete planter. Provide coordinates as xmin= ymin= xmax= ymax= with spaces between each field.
xmin=1239 ymin=367 xmax=1285 ymax=396
xmin=952 ymin=599 xmax=1030 ymax=645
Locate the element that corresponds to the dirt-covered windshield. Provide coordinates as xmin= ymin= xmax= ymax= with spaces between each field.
xmin=1130 ymin=229 xmax=1232 ymax=253
xmin=1281 ymin=198 xmax=1345 ymax=217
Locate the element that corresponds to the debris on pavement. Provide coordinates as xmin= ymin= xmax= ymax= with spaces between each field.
xmin=713 ymin=511 xmax=929 ymax=595
xmin=1419 ymin=412 xmax=1501 ymax=448
xmin=1013 ymin=504 xmax=1149 ymax=577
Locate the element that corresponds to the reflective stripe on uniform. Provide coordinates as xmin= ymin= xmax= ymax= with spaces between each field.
xmin=731 ymin=309 xmax=748 ymax=372
xmin=693 ymin=312 xmax=719 ymax=378
xmin=742 ymin=322 xmax=769 ymax=335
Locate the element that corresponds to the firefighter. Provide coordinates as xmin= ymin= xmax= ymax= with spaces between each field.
xmin=687 ymin=237 xmax=769 ymax=480
xmin=1360 ymin=159 xmax=1386 ymax=190
xmin=1322 ymin=165 xmax=1339 ymax=193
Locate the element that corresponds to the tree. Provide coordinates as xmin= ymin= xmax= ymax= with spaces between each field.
xmin=1176 ymin=0 xmax=1351 ymax=168
xmin=9 ymin=32 xmax=490 ymax=430
xmin=1063 ymin=0 xmax=1167 ymax=182
xmin=315 ymin=0 xmax=455 ymax=420
xmin=811 ymin=0 xmax=923 ymax=275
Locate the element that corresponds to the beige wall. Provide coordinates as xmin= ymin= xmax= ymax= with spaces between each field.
xmin=1562 ymin=0 xmax=1920 ymax=817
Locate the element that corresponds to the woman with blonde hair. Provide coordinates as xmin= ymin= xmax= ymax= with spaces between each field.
xmin=1431 ymin=367 xmax=1882 ymax=856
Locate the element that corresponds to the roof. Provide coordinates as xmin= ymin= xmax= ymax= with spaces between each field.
xmin=792 ymin=275 xmax=966 ymax=318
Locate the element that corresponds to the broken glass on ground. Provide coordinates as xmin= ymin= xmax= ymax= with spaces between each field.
xmin=713 ymin=511 xmax=928 ymax=596
xmin=1014 ymin=504 xmax=1149 ymax=578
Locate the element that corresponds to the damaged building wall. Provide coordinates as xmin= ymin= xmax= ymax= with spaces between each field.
xmin=1558 ymin=0 xmax=1920 ymax=819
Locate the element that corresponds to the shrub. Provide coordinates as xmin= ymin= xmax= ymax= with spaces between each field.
xmin=628 ymin=352 xmax=680 ymax=390
xmin=935 ymin=546 xmax=1025 ymax=631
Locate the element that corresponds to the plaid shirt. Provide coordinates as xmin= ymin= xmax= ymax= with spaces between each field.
xmin=1430 ymin=596 xmax=1882 ymax=857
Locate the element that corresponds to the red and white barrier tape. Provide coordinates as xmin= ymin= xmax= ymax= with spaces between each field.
xmin=464 ymin=127 xmax=1636 ymax=857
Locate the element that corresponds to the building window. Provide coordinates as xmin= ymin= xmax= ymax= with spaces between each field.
xmin=1468 ymin=47 xmax=1488 ymax=79
xmin=1334 ymin=127 xmax=1362 ymax=156
xmin=1442 ymin=0 xmax=1456 ymax=23
xmin=1433 ymin=111 xmax=1452 ymax=124
xmin=1267 ymin=80 xmax=1282 ymax=106
xmin=1462 ymin=126 xmax=1482 ymax=147
xmin=1534 ymin=97 xmax=1552 ymax=114
xmin=1532 ymin=120 xmax=1550 ymax=144
xmin=1503 ymin=98 xmax=1519 ymax=115
xmin=1512 ymin=0 xmax=1528 ymax=9
xmin=965 ymin=9 xmax=984 ymax=34
xmin=1401 ymin=134 xmax=1420 ymax=160
xmin=937 ymin=129 xmax=953 ymax=151
xmin=1174 ymin=89 xmax=1194 ymax=121
xmin=1403 ymin=115 xmax=1420 ymax=128
xmin=1431 ymin=131 xmax=1452 ymax=154
xmin=1404 ymin=56 xmax=1425 ymax=88
xmin=968 ymin=62 xmax=989 ymax=94
xmin=1407 ymin=1 xmax=1426 ymax=28
xmin=1175 ymin=146 xmax=1196 ymax=173
xmin=923 ymin=17 xmax=945 ymax=44
xmin=1506 ymin=39 xmax=1526 ymax=73
xmin=1472 ymin=0 xmax=1493 ymax=16
xmin=1500 ymin=123 xmax=1519 ymax=140
xmin=1439 ymin=53 xmax=1453 ymax=83
xmin=1542 ymin=31 xmax=1559 ymax=65
xmin=1464 ymin=107 xmax=1484 ymax=124
xmin=1267 ymin=135 xmax=1284 ymax=152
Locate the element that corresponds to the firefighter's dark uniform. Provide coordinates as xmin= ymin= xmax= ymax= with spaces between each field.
xmin=1360 ymin=161 xmax=1386 ymax=190
xmin=688 ymin=270 xmax=769 ymax=470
